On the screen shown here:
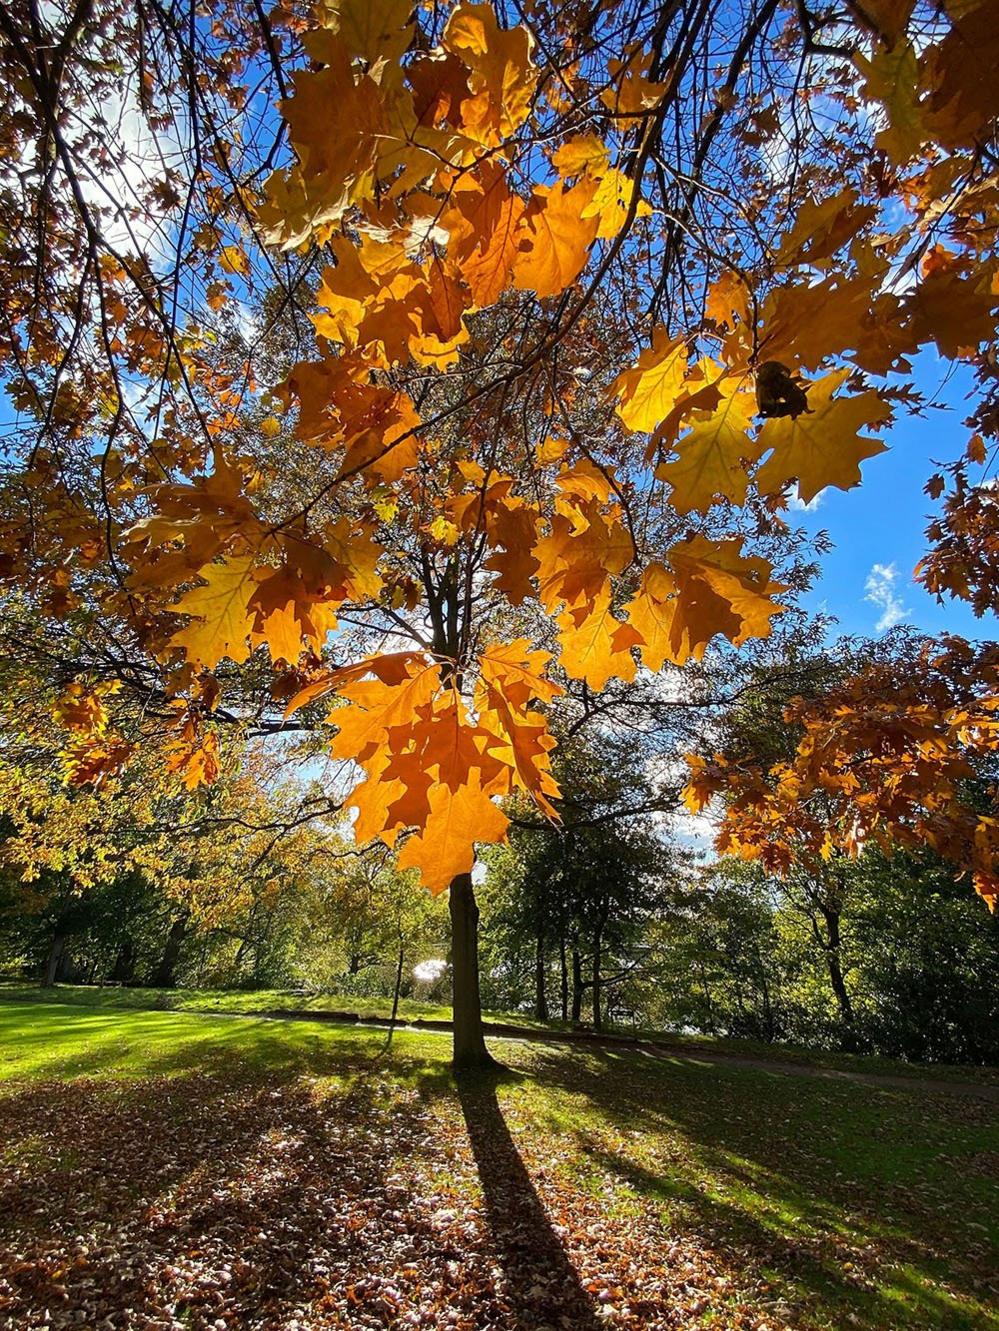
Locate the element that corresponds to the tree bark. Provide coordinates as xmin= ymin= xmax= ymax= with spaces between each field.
xmin=149 ymin=914 xmax=189 ymax=989
xmin=570 ymin=945 xmax=583 ymax=1024
xmin=819 ymin=903 xmax=858 ymax=1049
xmin=449 ymin=872 xmax=497 ymax=1071
xmin=534 ymin=930 xmax=549 ymax=1023
xmin=108 ymin=938 xmax=136 ymax=985
xmin=381 ymin=936 xmax=405 ymax=1053
xmin=559 ymin=938 xmax=568 ymax=1022
xmin=42 ymin=931 xmax=67 ymax=988
xmin=592 ymin=924 xmax=603 ymax=1032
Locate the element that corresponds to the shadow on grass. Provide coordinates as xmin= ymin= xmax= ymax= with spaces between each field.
xmin=456 ymin=1069 xmax=600 ymax=1330
xmin=0 ymin=1066 xmax=456 ymax=1327
xmin=519 ymin=1044 xmax=998 ymax=1330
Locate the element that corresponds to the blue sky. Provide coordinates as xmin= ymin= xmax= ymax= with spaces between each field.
xmin=791 ymin=351 xmax=994 ymax=642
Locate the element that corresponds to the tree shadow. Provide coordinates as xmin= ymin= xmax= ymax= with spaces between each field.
xmin=518 ymin=1044 xmax=999 ymax=1328
xmin=456 ymin=1069 xmax=601 ymax=1331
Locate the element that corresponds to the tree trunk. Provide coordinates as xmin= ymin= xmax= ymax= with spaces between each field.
xmin=149 ymin=914 xmax=188 ymax=989
xmin=42 ymin=931 xmax=66 ymax=988
xmin=559 ymin=938 xmax=568 ymax=1022
xmin=819 ymin=904 xmax=857 ymax=1049
xmin=449 ymin=873 xmax=497 ymax=1071
xmin=570 ymin=945 xmax=583 ymax=1024
xmin=534 ymin=930 xmax=549 ymax=1023
xmin=592 ymin=926 xmax=603 ymax=1033
xmin=382 ymin=937 xmax=405 ymax=1053
xmin=758 ymin=952 xmax=775 ymax=1042
xmin=109 ymin=938 xmax=136 ymax=985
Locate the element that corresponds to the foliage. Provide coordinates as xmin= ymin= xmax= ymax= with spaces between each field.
xmin=1 ymin=0 xmax=997 ymax=915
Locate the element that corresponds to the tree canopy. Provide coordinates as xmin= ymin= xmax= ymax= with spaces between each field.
xmin=1 ymin=0 xmax=998 ymax=1066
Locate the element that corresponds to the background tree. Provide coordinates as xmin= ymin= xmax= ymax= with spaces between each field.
xmin=2 ymin=0 xmax=998 ymax=1069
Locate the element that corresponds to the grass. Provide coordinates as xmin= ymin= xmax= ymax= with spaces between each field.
xmin=0 ymin=997 xmax=996 ymax=1330
xmin=0 ymin=979 xmax=457 ymax=1023
xmin=3 ymin=980 xmax=995 ymax=1084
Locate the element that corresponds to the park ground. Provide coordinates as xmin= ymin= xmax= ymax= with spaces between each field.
xmin=0 ymin=993 xmax=996 ymax=1331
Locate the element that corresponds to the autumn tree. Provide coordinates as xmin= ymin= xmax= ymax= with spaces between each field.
xmin=1 ymin=0 xmax=998 ymax=1067
xmin=481 ymin=730 xmax=677 ymax=1027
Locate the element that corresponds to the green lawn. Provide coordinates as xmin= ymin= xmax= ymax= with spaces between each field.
xmin=0 ymin=998 xmax=995 ymax=1330
xmin=4 ymin=980 xmax=996 ymax=1084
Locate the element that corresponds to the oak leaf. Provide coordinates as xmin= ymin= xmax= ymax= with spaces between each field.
xmin=512 ymin=180 xmax=600 ymax=298
xmin=168 ymin=555 xmax=258 ymax=669
xmin=396 ymin=773 xmax=510 ymax=893
xmin=657 ymin=372 xmax=760 ymax=513
xmin=755 ymin=368 xmax=892 ymax=505
xmin=556 ymin=593 xmax=641 ymax=690
xmin=614 ymin=329 xmax=688 ymax=433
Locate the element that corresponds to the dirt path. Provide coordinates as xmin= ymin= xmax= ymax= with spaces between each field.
xmin=260 ymin=1007 xmax=999 ymax=1103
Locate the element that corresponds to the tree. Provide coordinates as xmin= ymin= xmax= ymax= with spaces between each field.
xmin=686 ymin=634 xmax=999 ymax=911
xmin=1 ymin=0 xmax=998 ymax=1068
xmin=482 ymin=732 xmax=675 ymax=1028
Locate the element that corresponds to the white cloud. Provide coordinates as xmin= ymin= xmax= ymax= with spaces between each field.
xmin=787 ymin=485 xmax=825 ymax=513
xmin=864 ymin=561 xmax=910 ymax=631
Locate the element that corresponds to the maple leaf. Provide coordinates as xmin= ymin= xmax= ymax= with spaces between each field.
xmin=477 ymin=641 xmax=562 ymax=814
xmin=396 ymin=773 xmax=510 ymax=894
xmin=284 ymin=652 xmax=422 ymax=717
xmin=168 ymin=556 xmax=258 ymax=669
xmin=657 ymin=372 xmax=760 ymax=513
xmin=614 ymin=329 xmax=688 ymax=433
xmin=755 ymin=369 xmax=892 ymax=505
xmin=457 ymin=191 xmax=526 ymax=307
xmin=512 ymin=180 xmax=600 ymax=298
xmin=328 ymin=659 xmax=442 ymax=766
xmin=775 ymin=189 xmax=876 ymax=268
xmin=482 ymin=498 xmax=540 ymax=604
xmin=219 ymin=244 xmax=251 ymax=276
xmin=905 ymin=266 xmax=999 ymax=359
xmin=61 ymin=735 xmax=135 ymax=788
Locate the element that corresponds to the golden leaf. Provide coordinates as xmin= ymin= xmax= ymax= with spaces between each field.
xmin=614 ymin=329 xmax=688 ymax=433
xmin=168 ymin=556 xmax=258 ymax=669
xmin=512 ymin=179 xmax=600 ymax=298
xmin=755 ymin=368 xmax=892 ymax=505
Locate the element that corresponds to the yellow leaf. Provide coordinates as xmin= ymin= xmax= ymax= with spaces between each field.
xmin=168 ymin=556 xmax=257 ymax=669
xmin=755 ymin=368 xmax=892 ymax=505
xmin=626 ymin=539 xmax=785 ymax=669
xmin=321 ymin=0 xmax=414 ymax=65
xmin=220 ymin=244 xmax=250 ymax=276
xmin=657 ymin=372 xmax=760 ymax=513
xmin=613 ymin=328 xmax=688 ymax=432
xmin=443 ymin=1 xmax=537 ymax=145
xmin=600 ymin=49 xmax=666 ymax=124
xmin=511 ymin=179 xmax=600 ymax=299
xmin=854 ymin=41 xmax=925 ymax=163
xmin=551 ymin=134 xmax=610 ymax=177
xmin=396 ymin=775 xmax=510 ymax=894
xmin=581 ymin=168 xmax=651 ymax=240
xmin=427 ymin=514 xmax=461 ymax=546
xmin=556 ymin=593 xmax=641 ymax=690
